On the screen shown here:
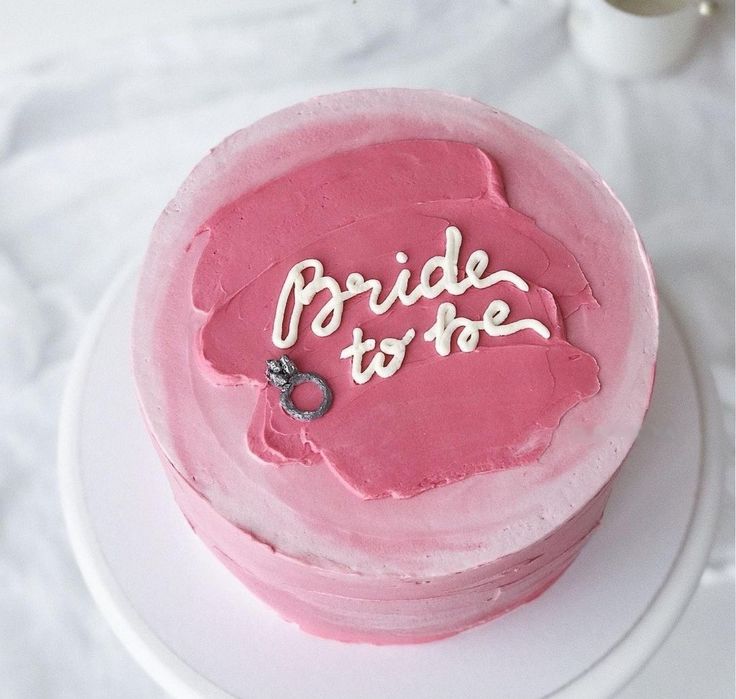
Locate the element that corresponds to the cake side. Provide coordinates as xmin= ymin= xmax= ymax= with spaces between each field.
xmin=160 ymin=446 xmax=615 ymax=644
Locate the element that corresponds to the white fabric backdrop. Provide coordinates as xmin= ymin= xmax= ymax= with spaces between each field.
xmin=0 ymin=1 xmax=733 ymax=696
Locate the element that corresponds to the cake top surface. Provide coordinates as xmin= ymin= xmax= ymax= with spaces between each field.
xmin=133 ymin=89 xmax=657 ymax=576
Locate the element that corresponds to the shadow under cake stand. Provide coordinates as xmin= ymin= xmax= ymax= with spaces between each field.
xmin=59 ymin=262 xmax=724 ymax=699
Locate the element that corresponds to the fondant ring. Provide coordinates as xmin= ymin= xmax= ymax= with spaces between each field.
xmin=279 ymin=372 xmax=333 ymax=421
xmin=265 ymin=355 xmax=333 ymax=421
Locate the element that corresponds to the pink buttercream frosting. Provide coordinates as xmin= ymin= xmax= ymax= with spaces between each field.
xmin=132 ymin=90 xmax=657 ymax=643
xmin=194 ymin=139 xmax=601 ymax=499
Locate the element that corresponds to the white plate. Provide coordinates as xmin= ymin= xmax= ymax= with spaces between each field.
xmin=58 ymin=263 xmax=724 ymax=699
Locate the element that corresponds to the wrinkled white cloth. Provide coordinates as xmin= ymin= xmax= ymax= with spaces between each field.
xmin=0 ymin=2 xmax=733 ymax=697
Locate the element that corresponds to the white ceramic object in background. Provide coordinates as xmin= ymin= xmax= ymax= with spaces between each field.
xmin=58 ymin=263 xmax=724 ymax=698
xmin=568 ymin=0 xmax=714 ymax=78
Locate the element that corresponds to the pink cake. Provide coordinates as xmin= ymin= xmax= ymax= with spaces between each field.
xmin=133 ymin=89 xmax=657 ymax=644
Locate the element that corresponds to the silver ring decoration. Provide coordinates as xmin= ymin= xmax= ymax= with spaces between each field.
xmin=265 ymin=355 xmax=332 ymax=421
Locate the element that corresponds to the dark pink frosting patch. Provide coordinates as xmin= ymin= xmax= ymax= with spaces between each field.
xmin=193 ymin=140 xmax=600 ymax=499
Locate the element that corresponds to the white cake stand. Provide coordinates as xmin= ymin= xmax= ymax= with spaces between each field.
xmin=59 ymin=262 xmax=724 ymax=699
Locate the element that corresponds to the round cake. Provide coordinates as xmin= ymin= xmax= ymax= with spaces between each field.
xmin=132 ymin=89 xmax=657 ymax=644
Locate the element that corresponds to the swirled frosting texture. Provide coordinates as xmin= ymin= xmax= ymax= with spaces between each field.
xmin=194 ymin=140 xmax=600 ymax=499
